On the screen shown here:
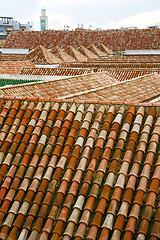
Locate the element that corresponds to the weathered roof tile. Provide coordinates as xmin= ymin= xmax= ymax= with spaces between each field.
xmin=0 ymin=100 xmax=159 ymax=239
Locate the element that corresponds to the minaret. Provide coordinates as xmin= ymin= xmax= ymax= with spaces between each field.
xmin=40 ymin=8 xmax=48 ymax=31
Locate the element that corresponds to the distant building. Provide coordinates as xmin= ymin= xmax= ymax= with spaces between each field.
xmin=40 ymin=8 xmax=48 ymax=31
xmin=0 ymin=17 xmax=32 ymax=39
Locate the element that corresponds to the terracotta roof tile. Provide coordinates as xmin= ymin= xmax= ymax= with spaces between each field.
xmin=3 ymin=29 xmax=160 ymax=51
xmin=0 ymin=100 xmax=159 ymax=239
xmin=20 ymin=66 xmax=95 ymax=76
xmin=0 ymin=72 xmax=120 ymax=100
xmin=64 ymin=45 xmax=88 ymax=62
xmin=77 ymin=45 xmax=98 ymax=59
xmin=24 ymin=45 xmax=63 ymax=64
xmin=51 ymin=46 xmax=76 ymax=62
xmin=88 ymin=44 xmax=108 ymax=57
xmin=97 ymin=43 xmax=114 ymax=55
xmin=1 ymin=73 xmax=160 ymax=103
xmin=0 ymin=61 xmax=35 ymax=75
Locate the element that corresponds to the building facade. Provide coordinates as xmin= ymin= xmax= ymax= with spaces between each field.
xmin=0 ymin=17 xmax=32 ymax=39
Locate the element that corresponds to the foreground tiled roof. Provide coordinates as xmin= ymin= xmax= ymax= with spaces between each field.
xmin=0 ymin=98 xmax=159 ymax=240
xmin=64 ymin=46 xmax=88 ymax=62
xmin=0 ymin=72 xmax=119 ymax=99
xmin=24 ymin=45 xmax=63 ymax=65
xmin=51 ymin=46 xmax=76 ymax=63
xmin=0 ymin=61 xmax=35 ymax=75
xmin=3 ymin=29 xmax=160 ymax=51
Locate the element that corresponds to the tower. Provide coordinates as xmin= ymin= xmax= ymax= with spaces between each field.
xmin=40 ymin=8 xmax=48 ymax=31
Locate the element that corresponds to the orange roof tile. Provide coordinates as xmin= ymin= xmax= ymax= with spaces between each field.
xmin=108 ymin=69 xmax=160 ymax=81
xmin=0 ymin=73 xmax=159 ymax=103
xmin=1 ymin=54 xmax=25 ymax=62
xmin=24 ymin=45 xmax=63 ymax=65
xmin=97 ymin=43 xmax=114 ymax=55
xmin=51 ymin=46 xmax=76 ymax=63
xmin=88 ymin=44 xmax=108 ymax=57
xmin=50 ymin=46 xmax=76 ymax=62
xmin=0 ymin=72 xmax=119 ymax=99
xmin=77 ymin=46 xmax=98 ymax=59
xmin=20 ymin=67 xmax=94 ymax=76
xmin=0 ymin=61 xmax=35 ymax=75
xmin=64 ymin=45 xmax=88 ymax=62
xmin=0 ymin=98 xmax=159 ymax=240
xmin=3 ymin=29 xmax=160 ymax=51
xmin=59 ymin=55 xmax=160 ymax=70
xmin=71 ymin=73 xmax=160 ymax=102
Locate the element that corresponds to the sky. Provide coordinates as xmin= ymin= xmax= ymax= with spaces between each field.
xmin=1 ymin=0 xmax=160 ymax=31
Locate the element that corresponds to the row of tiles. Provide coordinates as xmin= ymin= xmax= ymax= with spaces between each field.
xmin=0 ymin=99 xmax=159 ymax=239
xmin=60 ymin=61 xmax=160 ymax=69
xmin=20 ymin=67 xmax=95 ymax=77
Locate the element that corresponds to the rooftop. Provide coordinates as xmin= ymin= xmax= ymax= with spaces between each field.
xmin=88 ymin=44 xmax=108 ymax=57
xmin=77 ymin=46 xmax=99 ymax=59
xmin=3 ymin=28 xmax=160 ymax=50
xmin=0 ymin=61 xmax=35 ymax=75
xmin=64 ymin=45 xmax=88 ymax=62
xmin=0 ymin=27 xmax=160 ymax=240
xmin=0 ymin=72 xmax=119 ymax=99
xmin=0 ymin=73 xmax=159 ymax=103
xmin=69 ymin=73 xmax=160 ymax=103
xmin=0 ymin=97 xmax=159 ymax=240
xmin=20 ymin=67 xmax=96 ymax=76
xmin=51 ymin=46 xmax=76 ymax=63
xmin=23 ymin=45 xmax=63 ymax=65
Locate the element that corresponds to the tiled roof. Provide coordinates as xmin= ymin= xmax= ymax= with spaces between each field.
xmin=0 ymin=61 xmax=35 ymax=75
xmin=97 ymin=43 xmax=114 ymax=55
xmin=3 ymin=29 xmax=160 ymax=51
xmin=20 ymin=67 xmax=96 ymax=76
xmin=0 ymin=72 xmax=119 ymax=99
xmin=50 ymin=46 xmax=76 ymax=63
xmin=0 ymin=72 xmax=159 ymax=103
xmin=0 ymin=98 xmax=159 ymax=240
xmin=77 ymin=46 xmax=98 ymax=59
xmin=0 ymin=54 xmax=25 ymax=62
xmin=108 ymin=69 xmax=160 ymax=81
xmin=60 ymin=59 xmax=160 ymax=70
xmin=88 ymin=44 xmax=108 ymax=57
xmin=64 ymin=45 xmax=88 ymax=62
xmin=24 ymin=45 xmax=63 ymax=65
xmin=70 ymin=73 xmax=160 ymax=102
